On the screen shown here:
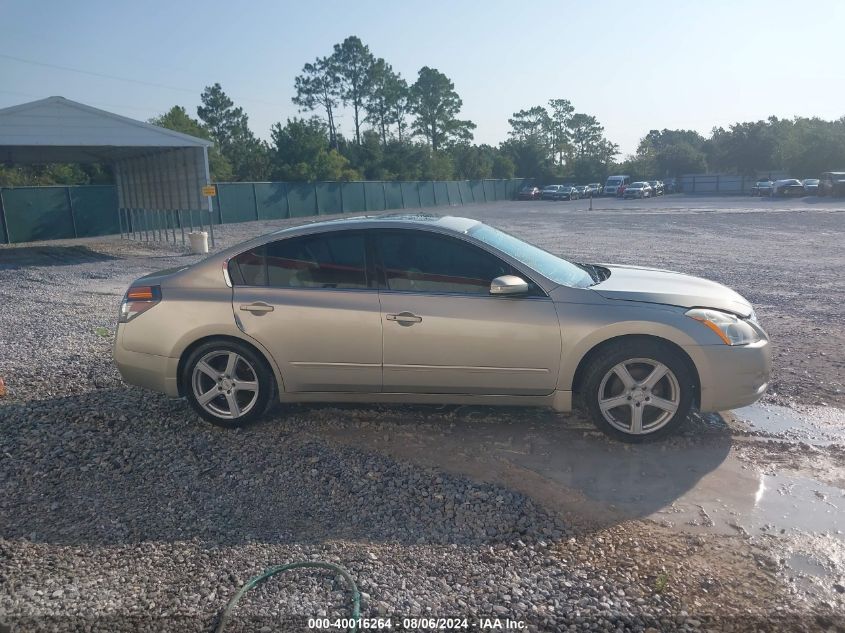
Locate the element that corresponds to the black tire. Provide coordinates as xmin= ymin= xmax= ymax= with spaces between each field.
xmin=580 ymin=340 xmax=694 ymax=443
xmin=183 ymin=339 xmax=275 ymax=428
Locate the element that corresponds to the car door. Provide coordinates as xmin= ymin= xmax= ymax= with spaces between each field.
xmin=229 ymin=230 xmax=382 ymax=392
xmin=375 ymin=229 xmax=562 ymax=396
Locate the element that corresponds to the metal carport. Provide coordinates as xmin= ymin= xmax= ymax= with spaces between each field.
xmin=0 ymin=96 xmax=215 ymax=244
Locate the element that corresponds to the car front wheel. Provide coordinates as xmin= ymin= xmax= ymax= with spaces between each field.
xmin=184 ymin=340 xmax=274 ymax=428
xmin=581 ymin=340 xmax=694 ymax=442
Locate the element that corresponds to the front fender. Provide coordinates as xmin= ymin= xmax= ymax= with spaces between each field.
xmin=555 ymin=300 xmax=716 ymax=392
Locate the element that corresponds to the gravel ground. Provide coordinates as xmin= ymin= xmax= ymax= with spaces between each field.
xmin=1 ymin=196 xmax=843 ymax=631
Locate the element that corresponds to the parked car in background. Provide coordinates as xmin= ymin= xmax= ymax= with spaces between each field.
xmin=541 ymin=185 xmax=564 ymax=200
xmin=818 ymin=172 xmax=845 ymax=196
xmin=771 ymin=179 xmax=805 ymax=197
xmin=623 ymin=182 xmax=653 ymax=199
xmin=575 ymin=185 xmax=588 ymax=198
xmin=586 ymin=183 xmax=602 ymax=197
xmin=604 ymin=175 xmax=630 ymax=197
xmin=558 ymin=186 xmax=580 ymax=200
xmin=750 ymin=180 xmax=774 ymax=196
xmin=114 ymin=214 xmax=771 ymax=442
xmin=518 ymin=186 xmax=541 ymax=200
xmin=647 ymin=180 xmax=664 ymax=196
xmin=802 ymin=179 xmax=819 ymax=194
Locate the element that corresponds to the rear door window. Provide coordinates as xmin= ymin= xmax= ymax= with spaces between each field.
xmin=229 ymin=232 xmax=368 ymax=289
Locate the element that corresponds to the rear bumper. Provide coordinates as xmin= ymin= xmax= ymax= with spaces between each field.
xmin=114 ymin=328 xmax=180 ymax=397
xmin=689 ymin=339 xmax=772 ymax=411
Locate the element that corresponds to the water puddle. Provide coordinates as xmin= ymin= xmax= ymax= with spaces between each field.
xmin=745 ymin=472 xmax=843 ymax=536
xmin=727 ymin=403 xmax=845 ymax=447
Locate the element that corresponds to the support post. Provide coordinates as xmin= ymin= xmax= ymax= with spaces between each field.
xmin=202 ymin=146 xmax=215 ymax=247
xmin=65 ymin=187 xmax=79 ymax=238
xmin=0 ymin=188 xmax=9 ymax=244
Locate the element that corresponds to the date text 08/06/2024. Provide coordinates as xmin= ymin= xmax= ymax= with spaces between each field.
xmin=307 ymin=617 xmax=527 ymax=630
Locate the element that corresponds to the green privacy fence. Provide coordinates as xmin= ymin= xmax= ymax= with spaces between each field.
xmin=209 ymin=178 xmax=531 ymax=226
xmin=0 ymin=178 xmax=531 ymax=244
xmin=0 ymin=185 xmax=119 ymax=244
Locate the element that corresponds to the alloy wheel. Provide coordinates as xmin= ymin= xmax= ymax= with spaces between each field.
xmin=191 ymin=350 xmax=260 ymax=419
xmin=597 ymin=357 xmax=680 ymax=435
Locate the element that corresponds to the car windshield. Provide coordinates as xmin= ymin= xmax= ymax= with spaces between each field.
xmin=629 ymin=183 xmax=643 ymax=188
xmin=606 ymin=179 xmax=622 ymax=186
xmin=543 ymin=186 xmax=558 ymax=190
xmin=804 ymin=179 xmax=819 ymax=184
xmin=467 ymin=224 xmax=594 ymax=289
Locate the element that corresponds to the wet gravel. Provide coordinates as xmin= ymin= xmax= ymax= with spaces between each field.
xmin=1 ymin=198 xmax=843 ymax=631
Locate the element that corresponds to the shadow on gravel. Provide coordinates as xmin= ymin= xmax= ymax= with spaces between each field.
xmin=0 ymin=388 xmax=731 ymax=548
xmin=0 ymin=245 xmax=116 ymax=269
xmin=299 ymin=403 xmax=734 ymax=530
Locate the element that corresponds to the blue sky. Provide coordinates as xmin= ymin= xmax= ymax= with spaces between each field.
xmin=2 ymin=0 xmax=843 ymax=155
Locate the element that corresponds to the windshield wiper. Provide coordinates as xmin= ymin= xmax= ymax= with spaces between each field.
xmin=575 ymin=263 xmax=609 ymax=286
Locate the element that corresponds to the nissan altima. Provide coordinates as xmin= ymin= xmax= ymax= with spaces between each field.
xmin=114 ymin=215 xmax=771 ymax=442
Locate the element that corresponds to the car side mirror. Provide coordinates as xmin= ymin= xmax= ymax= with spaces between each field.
xmin=490 ymin=275 xmax=529 ymax=295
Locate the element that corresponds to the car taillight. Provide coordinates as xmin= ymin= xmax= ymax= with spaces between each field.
xmin=119 ymin=285 xmax=161 ymax=323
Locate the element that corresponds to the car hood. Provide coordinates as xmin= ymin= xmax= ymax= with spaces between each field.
xmin=591 ymin=264 xmax=753 ymax=317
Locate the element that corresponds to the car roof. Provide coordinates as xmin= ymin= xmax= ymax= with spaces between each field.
xmin=271 ymin=213 xmax=481 ymax=237
xmin=210 ymin=213 xmax=485 ymax=261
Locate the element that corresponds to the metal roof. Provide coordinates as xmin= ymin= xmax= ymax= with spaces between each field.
xmin=0 ymin=96 xmax=211 ymax=163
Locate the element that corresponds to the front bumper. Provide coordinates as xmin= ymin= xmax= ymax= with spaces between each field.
xmin=688 ymin=338 xmax=772 ymax=411
xmin=114 ymin=326 xmax=180 ymax=397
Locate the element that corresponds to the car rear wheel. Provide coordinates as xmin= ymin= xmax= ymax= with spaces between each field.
xmin=184 ymin=341 xmax=274 ymax=428
xmin=581 ymin=341 xmax=694 ymax=442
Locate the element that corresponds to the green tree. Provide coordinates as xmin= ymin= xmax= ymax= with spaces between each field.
xmin=150 ymin=105 xmax=232 ymax=181
xmin=196 ymin=84 xmax=266 ymax=180
xmin=332 ymin=36 xmax=376 ymax=145
xmin=450 ymin=144 xmax=494 ymax=179
xmin=707 ymin=120 xmax=779 ymax=176
xmin=269 ymin=117 xmax=359 ymax=181
xmin=293 ymin=56 xmax=341 ymax=148
xmin=567 ymin=113 xmax=605 ymax=159
xmin=547 ymin=99 xmax=574 ymax=165
xmin=500 ymin=138 xmax=552 ymax=181
xmin=364 ymin=58 xmax=407 ymax=145
xmin=491 ymin=153 xmax=516 ymax=179
xmin=508 ymin=106 xmax=550 ymax=144
xmin=409 ymin=67 xmax=476 ymax=151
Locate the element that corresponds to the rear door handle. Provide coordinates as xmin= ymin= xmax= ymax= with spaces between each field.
xmin=386 ymin=311 xmax=422 ymax=325
xmin=240 ymin=302 xmax=274 ymax=313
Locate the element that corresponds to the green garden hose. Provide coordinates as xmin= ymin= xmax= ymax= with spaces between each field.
xmin=215 ymin=561 xmax=361 ymax=633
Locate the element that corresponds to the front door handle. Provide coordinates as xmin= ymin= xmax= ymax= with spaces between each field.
xmin=386 ymin=311 xmax=422 ymax=325
xmin=240 ymin=302 xmax=274 ymax=313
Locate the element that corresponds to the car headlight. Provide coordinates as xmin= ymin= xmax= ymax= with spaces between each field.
xmin=686 ymin=308 xmax=761 ymax=345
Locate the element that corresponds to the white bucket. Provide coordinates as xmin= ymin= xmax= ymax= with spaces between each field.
xmin=188 ymin=231 xmax=209 ymax=254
